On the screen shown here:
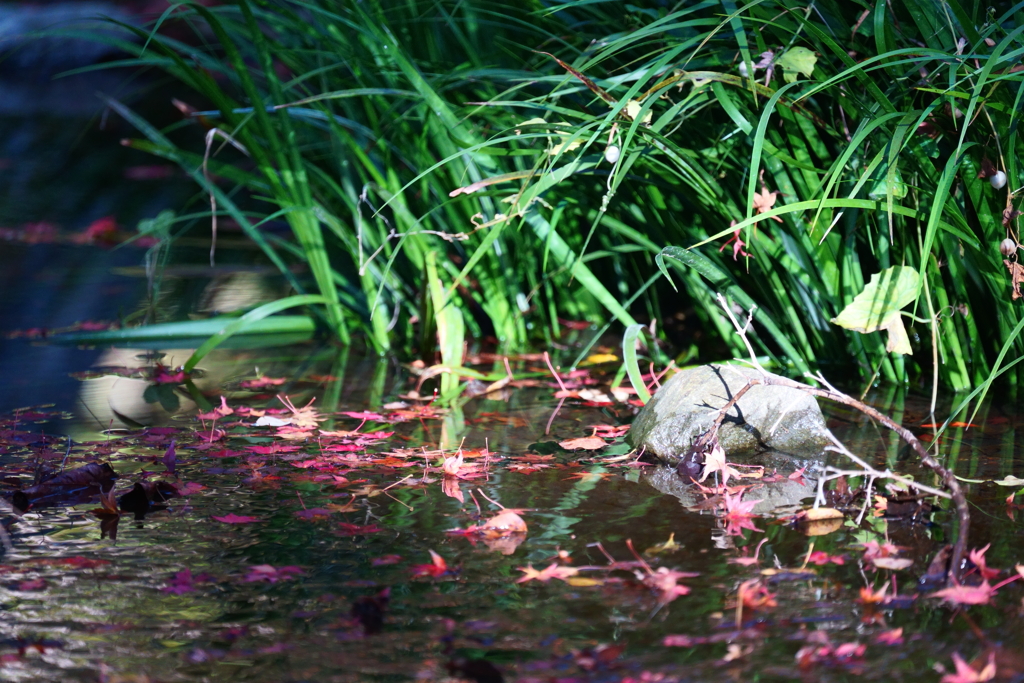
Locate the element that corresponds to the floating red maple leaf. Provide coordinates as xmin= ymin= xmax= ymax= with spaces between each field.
xmin=722 ymin=490 xmax=762 ymax=535
xmin=806 ymin=551 xmax=845 ymax=566
xmin=589 ymin=424 xmax=630 ymax=438
xmin=642 ymin=566 xmax=696 ymax=604
xmin=860 ymin=540 xmax=903 ymax=562
xmin=409 ymin=550 xmax=452 ymax=578
xmin=197 ymin=396 xmax=234 ymax=421
xmin=516 ymin=562 xmax=579 ymax=583
xmin=941 ymin=651 xmax=996 ymax=683
xmin=239 ymin=376 xmax=286 ymax=389
xmin=153 ymin=364 xmax=186 ymax=384
xmin=968 ymin=544 xmax=1002 ymax=581
xmin=242 ymin=565 xmax=304 ymax=583
xmin=875 ymin=628 xmax=904 ymax=646
xmin=162 ymin=568 xmax=213 ymax=594
xmin=720 ymin=224 xmax=751 ymax=261
xmin=247 ymin=445 xmax=302 ymax=455
xmin=212 ymin=514 xmax=261 ymax=524
xmin=931 ymin=580 xmax=997 ymax=606
xmin=341 ymin=411 xmax=386 ymax=421
xmin=737 ymin=578 xmax=777 ymax=610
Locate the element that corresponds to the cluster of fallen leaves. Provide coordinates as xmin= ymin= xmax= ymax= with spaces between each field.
xmin=3 ymin=373 xmax=1024 ymax=683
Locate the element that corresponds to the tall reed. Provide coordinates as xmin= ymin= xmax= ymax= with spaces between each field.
xmin=86 ymin=0 xmax=1024 ymax=391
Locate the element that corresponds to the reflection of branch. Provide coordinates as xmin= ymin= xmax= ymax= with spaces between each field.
xmin=713 ymin=294 xmax=970 ymax=583
xmin=818 ymin=434 xmax=951 ymax=526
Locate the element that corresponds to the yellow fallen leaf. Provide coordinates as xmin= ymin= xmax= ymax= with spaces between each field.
xmin=565 ymin=577 xmax=604 ymax=587
xmin=559 ymin=436 xmax=608 ymax=451
xmin=802 ymin=507 xmax=844 ymax=520
xmin=581 ymin=353 xmax=619 ymax=365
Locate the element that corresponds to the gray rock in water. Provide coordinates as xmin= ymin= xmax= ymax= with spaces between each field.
xmin=628 ymin=365 xmax=830 ymax=464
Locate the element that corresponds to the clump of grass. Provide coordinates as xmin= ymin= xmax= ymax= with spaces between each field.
xmin=83 ymin=0 xmax=1024 ymax=391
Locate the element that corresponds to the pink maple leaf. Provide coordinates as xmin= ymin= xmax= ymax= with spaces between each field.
xmin=515 ymin=562 xmax=579 ymax=584
xmin=941 ymin=652 xmax=996 ymax=683
xmin=930 ymin=580 xmax=996 ymax=606
xmin=341 ymin=411 xmax=386 ymax=421
xmin=212 ymin=514 xmax=261 ymax=524
xmin=197 ymin=396 xmax=234 ymax=421
xmin=410 ymin=550 xmax=451 ymax=578
xmin=643 ymin=566 xmax=697 ymax=604
xmin=860 ymin=540 xmax=902 ymax=562
xmin=719 ymin=221 xmax=751 ymax=261
xmin=153 ymin=364 xmax=186 ymax=384
xmin=162 ymin=568 xmax=213 ymax=594
xmin=875 ymin=628 xmax=904 ymax=645
xmin=968 ymin=544 xmax=1002 ymax=581
xmin=239 ymin=376 xmax=286 ymax=389
xmin=722 ymin=490 xmax=762 ymax=535
xmin=242 ymin=565 xmax=304 ymax=583
xmin=807 ymin=551 xmax=845 ymax=566
xmin=174 ymin=482 xmax=205 ymax=496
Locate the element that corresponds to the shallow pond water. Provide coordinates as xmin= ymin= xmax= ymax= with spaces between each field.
xmin=1 ymin=344 xmax=1023 ymax=683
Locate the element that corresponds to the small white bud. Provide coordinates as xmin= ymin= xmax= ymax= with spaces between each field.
xmin=604 ymin=145 xmax=621 ymax=164
xmin=990 ymin=170 xmax=1007 ymax=189
xmin=738 ymin=61 xmax=749 ymax=78
xmin=1000 ymin=238 xmax=1017 ymax=257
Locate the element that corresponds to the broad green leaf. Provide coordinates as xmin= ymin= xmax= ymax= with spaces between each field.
xmin=776 ymin=47 xmax=817 ymax=83
xmin=625 ymin=100 xmax=652 ymax=124
xmin=867 ymin=167 xmax=908 ymax=200
xmin=832 ymin=266 xmax=920 ymax=355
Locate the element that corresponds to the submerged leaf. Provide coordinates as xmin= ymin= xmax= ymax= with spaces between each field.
xmin=479 ymin=510 xmax=528 ymax=535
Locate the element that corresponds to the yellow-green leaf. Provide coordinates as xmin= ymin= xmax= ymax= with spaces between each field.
xmin=625 ymin=100 xmax=652 ymax=124
xmin=776 ymin=47 xmax=817 ymax=83
xmin=832 ymin=266 xmax=920 ymax=355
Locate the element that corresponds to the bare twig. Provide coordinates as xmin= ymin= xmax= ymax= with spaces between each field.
xmin=713 ymin=294 xmax=970 ymax=582
xmin=202 ymin=128 xmax=249 ymax=267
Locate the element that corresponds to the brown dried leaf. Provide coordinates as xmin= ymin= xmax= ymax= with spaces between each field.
xmin=1004 ymin=260 xmax=1024 ymax=300
xmin=536 ymin=52 xmax=616 ymax=105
